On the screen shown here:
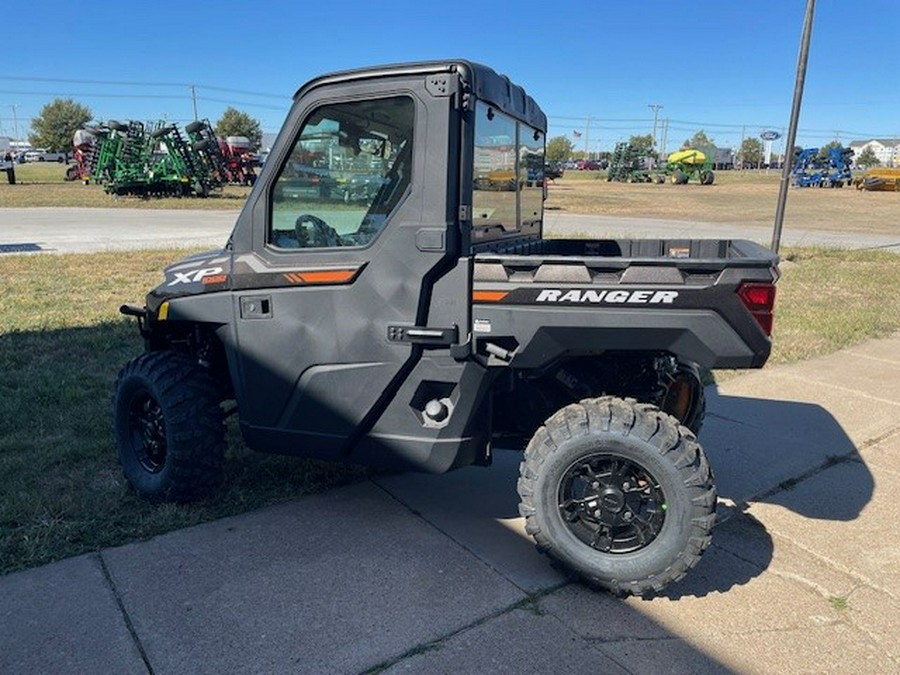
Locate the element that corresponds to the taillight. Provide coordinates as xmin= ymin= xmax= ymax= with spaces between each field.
xmin=738 ymin=282 xmax=776 ymax=336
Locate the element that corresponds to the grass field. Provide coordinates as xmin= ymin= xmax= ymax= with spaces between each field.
xmin=0 ymin=246 xmax=898 ymax=574
xmin=0 ymin=162 xmax=252 ymax=210
xmin=545 ymin=171 xmax=900 ymax=234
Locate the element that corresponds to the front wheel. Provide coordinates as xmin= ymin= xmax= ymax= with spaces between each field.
xmin=517 ymin=396 xmax=716 ymax=596
xmin=114 ymin=352 xmax=225 ymax=502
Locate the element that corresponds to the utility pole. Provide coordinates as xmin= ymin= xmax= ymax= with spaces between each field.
xmin=9 ymin=104 xmax=20 ymax=142
xmin=190 ymin=86 xmax=199 ymax=120
xmin=648 ymin=104 xmax=663 ymax=155
xmin=772 ymin=0 xmax=816 ymax=254
xmin=739 ymin=125 xmax=746 ymax=170
xmin=660 ymin=118 xmax=669 ymax=157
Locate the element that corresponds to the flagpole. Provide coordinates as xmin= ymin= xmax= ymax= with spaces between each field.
xmin=584 ymin=116 xmax=590 ymax=157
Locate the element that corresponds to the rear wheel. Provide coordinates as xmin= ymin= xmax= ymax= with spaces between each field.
xmin=114 ymin=352 xmax=224 ymax=502
xmin=518 ymin=396 xmax=716 ymax=596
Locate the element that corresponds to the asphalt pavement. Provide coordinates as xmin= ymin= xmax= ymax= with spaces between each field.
xmin=2 ymin=334 xmax=899 ymax=673
xmin=1 ymin=207 xmax=899 ymax=254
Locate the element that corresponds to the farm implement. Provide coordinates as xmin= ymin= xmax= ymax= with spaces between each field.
xmin=606 ymin=142 xmax=660 ymax=183
xmin=791 ymin=146 xmax=853 ymax=188
xmin=606 ymin=143 xmax=715 ymax=185
xmin=70 ymin=119 xmax=258 ymax=197
xmin=665 ymin=149 xmax=715 ymax=185
xmin=853 ymin=167 xmax=900 ymax=192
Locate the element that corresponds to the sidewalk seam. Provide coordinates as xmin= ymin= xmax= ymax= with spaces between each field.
xmin=360 ymin=584 xmax=571 ymax=674
xmin=97 ymin=552 xmax=155 ymax=675
xmin=764 ymin=371 xmax=900 ymax=408
xmin=844 ymin=351 xmax=900 ymax=367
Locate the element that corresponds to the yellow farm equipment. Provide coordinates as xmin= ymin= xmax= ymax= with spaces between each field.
xmin=854 ymin=168 xmax=900 ymax=192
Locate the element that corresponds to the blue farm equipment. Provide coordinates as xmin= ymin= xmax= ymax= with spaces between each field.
xmin=792 ymin=146 xmax=854 ymax=188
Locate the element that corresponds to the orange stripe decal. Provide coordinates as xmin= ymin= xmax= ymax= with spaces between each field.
xmin=201 ymin=274 xmax=228 ymax=285
xmin=472 ymin=290 xmax=509 ymax=303
xmin=297 ymin=269 xmax=357 ymax=284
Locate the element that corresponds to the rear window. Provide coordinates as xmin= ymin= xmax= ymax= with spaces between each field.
xmin=472 ymin=101 xmax=544 ymax=243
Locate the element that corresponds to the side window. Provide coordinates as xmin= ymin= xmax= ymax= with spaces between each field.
xmin=269 ymin=96 xmax=415 ymax=249
xmin=472 ymin=102 xmax=517 ymax=230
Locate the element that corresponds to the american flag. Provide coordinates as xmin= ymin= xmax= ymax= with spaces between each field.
xmin=572 ymin=130 xmax=582 ymax=138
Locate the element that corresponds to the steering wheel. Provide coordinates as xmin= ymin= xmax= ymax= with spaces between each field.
xmin=294 ymin=214 xmax=343 ymax=248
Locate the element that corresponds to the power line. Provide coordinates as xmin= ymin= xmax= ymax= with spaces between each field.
xmin=0 ymin=75 xmax=284 ymax=99
xmin=0 ymin=89 xmax=192 ymax=100
xmin=199 ymin=96 xmax=286 ymax=111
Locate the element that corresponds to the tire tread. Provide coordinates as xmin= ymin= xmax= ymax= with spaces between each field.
xmin=517 ymin=396 xmax=716 ymax=597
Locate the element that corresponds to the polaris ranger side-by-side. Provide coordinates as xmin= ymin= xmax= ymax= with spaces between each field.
xmin=115 ymin=61 xmax=778 ymax=595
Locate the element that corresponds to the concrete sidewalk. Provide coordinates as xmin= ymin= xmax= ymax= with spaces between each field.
xmin=2 ymin=207 xmax=898 ymax=254
xmin=2 ymin=336 xmax=900 ymax=673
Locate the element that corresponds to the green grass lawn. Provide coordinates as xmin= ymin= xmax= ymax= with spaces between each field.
xmin=0 ymin=246 xmax=897 ymax=574
xmin=0 ymin=250 xmax=366 ymax=575
xmin=1 ymin=162 xmax=251 ymax=210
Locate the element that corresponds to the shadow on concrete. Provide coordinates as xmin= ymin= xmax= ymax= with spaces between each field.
xmin=0 ymin=243 xmax=45 ymax=253
xmin=703 ymin=389 xmax=874 ymax=522
xmin=377 ymin=387 xmax=873 ymax=603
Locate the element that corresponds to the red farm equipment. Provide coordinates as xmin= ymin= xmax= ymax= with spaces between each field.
xmin=66 ymin=128 xmax=99 ymax=183
xmin=186 ymin=120 xmax=257 ymax=186
xmin=220 ymin=135 xmax=258 ymax=185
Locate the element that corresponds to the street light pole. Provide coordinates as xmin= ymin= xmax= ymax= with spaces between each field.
xmin=772 ymin=0 xmax=816 ymax=254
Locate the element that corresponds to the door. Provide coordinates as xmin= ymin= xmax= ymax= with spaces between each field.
xmin=231 ymin=77 xmax=463 ymax=457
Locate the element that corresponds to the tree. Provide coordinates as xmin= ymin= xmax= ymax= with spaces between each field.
xmin=684 ymin=130 xmax=715 ymax=150
xmin=29 ymin=99 xmax=92 ymax=153
xmin=817 ymin=139 xmax=843 ymax=161
xmin=739 ymin=138 xmax=763 ymax=168
xmin=546 ymin=135 xmax=574 ymax=161
xmin=628 ymin=134 xmax=655 ymax=153
xmin=856 ymin=146 xmax=880 ymax=168
xmin=215 ymin=107 xmax=262 ymax=150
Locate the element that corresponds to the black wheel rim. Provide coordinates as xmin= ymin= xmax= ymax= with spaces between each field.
xmin=128 ymin=389 xmax=167 ymax=473
xmin=558 ymin=454 xmax=666 ymax=554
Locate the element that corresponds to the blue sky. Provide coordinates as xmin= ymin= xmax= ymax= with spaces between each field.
xmin=2 ymin=1 xmax=898 ymax=152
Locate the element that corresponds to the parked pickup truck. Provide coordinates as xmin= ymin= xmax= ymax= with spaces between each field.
xmin=114 ymin=60 xmax=778 ymax=595
xmin=24 ymin=148 xmax=67 ymax=163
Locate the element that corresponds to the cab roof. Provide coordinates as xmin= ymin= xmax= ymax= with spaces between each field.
xmin=293 ymin=60 xmax=546 ymax=132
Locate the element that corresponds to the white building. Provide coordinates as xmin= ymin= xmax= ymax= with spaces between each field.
xmin=848 ymin=138 xmax=900 ymax=167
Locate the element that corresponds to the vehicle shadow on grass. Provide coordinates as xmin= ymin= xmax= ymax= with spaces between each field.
xmin=376 ymin=386 xmax=872 ymax=602
xmin=0 ymin=322 xmax=368 ymax=576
